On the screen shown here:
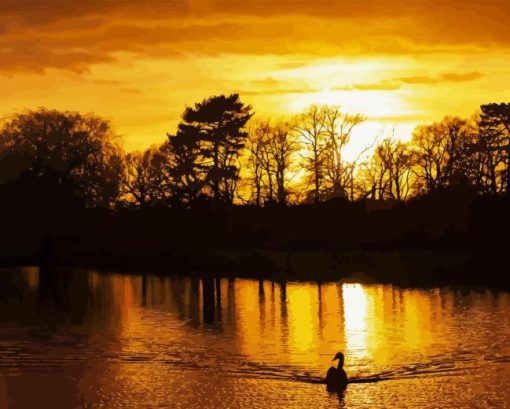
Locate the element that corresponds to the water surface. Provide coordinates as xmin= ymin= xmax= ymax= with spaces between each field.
xmin=0 ymin=267 xmax=509 ymax=408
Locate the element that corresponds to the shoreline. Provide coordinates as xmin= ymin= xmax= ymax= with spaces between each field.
xmin=1 ymin=248 xmax=507 ymax=290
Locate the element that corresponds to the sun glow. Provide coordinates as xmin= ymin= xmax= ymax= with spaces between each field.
xmin=342 ymin=283 xmax=370 ymax=360
xmin=0 ymin=1 xmax=506 ymax=165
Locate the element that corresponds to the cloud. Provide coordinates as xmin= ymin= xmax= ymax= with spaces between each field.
xmin=233 ymin=77 xmax=319 ymax=96
xmin=0 ymin=1 xmax=509 ymax=74
xmin=400 ymin=71 xmax=484 ymax=85
xmin=335 ymin=81 xmax=401 ymax=91
xmin=277 ymin=60 xmax=311 ymax=70
xmin=338 ymin=71 xmax=485 ymax=91
xmin=373 ymin=113 xmax=431 ymax=122
xmin=0 ymin=47 xmax=114 ymax=75
xmin=93 ymin=79 xmax=123 ymax=86
xmin=398 ymin=76 xmax=439 ymax=84
xmin=236 ymin=88 xmax=318 ymax=96
xmin=250 ymin=77 xmax=283 ymax=87
xmin=440 ymin=71 xmax=484 ymax=82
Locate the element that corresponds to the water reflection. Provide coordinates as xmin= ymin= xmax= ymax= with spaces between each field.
xmin=342 ymin=284 xmax=369 ymax=362
xmin=0 ymin=267 xmax=509 ymax=408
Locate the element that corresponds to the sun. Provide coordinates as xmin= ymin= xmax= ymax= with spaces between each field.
xmin=279 ymin=87 xmax=417 ymax=162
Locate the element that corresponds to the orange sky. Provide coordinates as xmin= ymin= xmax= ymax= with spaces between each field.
xmin=1 ymin=0 xmax=509 ymax=158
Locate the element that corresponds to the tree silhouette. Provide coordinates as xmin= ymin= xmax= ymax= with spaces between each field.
xmin=478 ymin=103 xmax=510 ymax=194
xmin=296 ymin=105 xmax=328 ymax=204
xmin=1 ymin=99 xmax=510 ymax=210
xmin=119 ymin=146 xmax=167 ymax=208
xmin=0 ymin=108 xmax=121 ymax=207
xmin=246 ymin=121 xmax=297 ymax=205
xmin=467 ymin=115 xmax=505 ymax=195
xmin=366 ymin=138 xmax=414 ymax=200
xmin=247 ymin=121 xmax=273 ymax=204
xmin=411 ymin=116 xmax=471 ymax=194
xmin=270 ymin=122 xmax=297 ymax=204
xmin=322 ymin=106 xmax=365 ymax=199
xmin=178 ymin=94 xmax=253 ymax=204
xmin=1 ymin=99 xmax=510 ymax=285
xmin=246 ymin=123 xmax=267 ymax=205
xmin=163 ymin=124 xmax=207 ymax=205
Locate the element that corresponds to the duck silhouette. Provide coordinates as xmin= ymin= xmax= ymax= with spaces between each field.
xmin=325 ymin=352 xmax=348 ymax=391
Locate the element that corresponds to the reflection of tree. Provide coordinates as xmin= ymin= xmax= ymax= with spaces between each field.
xmin=0 ymin=269 xmax=36 ymax=327
xmin=228 ymin=278 xmax=236 ymax=324
xmin=141 ymin=273 xmax=147 ymax=306
xmin=318 ymin=283 xmax=324 ymax=336
xmin=38 ymin=266 xmax=92 ymax=326
xmin=169 ymin=277 xmax=187 ymax=321
xmin=188 ymin=278 xmax=201 ymax=325
xmin=202 ymin=277 xmax=215 ymax=324
xmin=258 ymin=279 xmax=266 ymax=329
xmin=279 ymin=281 xmax=287 ymax=321
xmin=215 ymin=278 xmax=222 ymax=323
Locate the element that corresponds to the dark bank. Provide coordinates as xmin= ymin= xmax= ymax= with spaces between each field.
xmin=1 ymin=181 xmax=509 ymax=288
xmin=0 ymin=101 xmax=510 ymax=289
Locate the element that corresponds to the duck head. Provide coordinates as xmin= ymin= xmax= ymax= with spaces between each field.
xmin=332 ymin=352 xmax=345 ymax=367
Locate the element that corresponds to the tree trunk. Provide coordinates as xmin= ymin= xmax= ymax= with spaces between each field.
xmin=212 ymin=141 xmax=220 ymax=200
xmin=314 ymin=147 xmax=320 ymax=204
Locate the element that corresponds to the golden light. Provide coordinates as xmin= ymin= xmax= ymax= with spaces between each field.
xmin=342 ymin=283 xmax=369 ymax=360
xmin=0 ymin=1 xmax=507 ymax=156
xmin=287 ymin=285 xmax=317 ymax=354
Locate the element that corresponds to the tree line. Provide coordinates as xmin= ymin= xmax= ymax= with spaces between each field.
xmin=0 ymin=94 xmax=509 ymax=209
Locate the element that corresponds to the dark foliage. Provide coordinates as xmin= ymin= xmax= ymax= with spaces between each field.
xmin=0 ymin=101 xmax=510 ymax=287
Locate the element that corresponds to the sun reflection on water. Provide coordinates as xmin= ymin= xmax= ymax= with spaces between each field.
xmin=342 ymin=283 xmax=370 ymax=363
xmin=1 ymin=268 xmax=509 ymax=408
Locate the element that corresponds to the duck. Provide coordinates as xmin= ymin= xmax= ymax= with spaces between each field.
xmin=325 ymin=352 xmax=348 ymax=391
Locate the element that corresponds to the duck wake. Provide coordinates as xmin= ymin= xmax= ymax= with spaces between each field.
xmin=220 ymin=353 xmax=489 ymax=386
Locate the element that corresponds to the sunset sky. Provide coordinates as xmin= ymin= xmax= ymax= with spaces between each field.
xmin=1 ymin=0 xmax=509 ymax=157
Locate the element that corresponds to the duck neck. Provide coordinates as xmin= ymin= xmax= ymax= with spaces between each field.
xmin=337 ymin=357 xmax=344 ymax=370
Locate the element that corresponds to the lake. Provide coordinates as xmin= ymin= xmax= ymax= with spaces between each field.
xmin=0 ymin=266 xmax=509 ymax=408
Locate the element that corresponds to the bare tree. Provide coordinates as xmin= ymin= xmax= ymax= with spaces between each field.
xmin=359 ymin=149 xmax=390 ymax=200
xmin=269 ymin=122 xmax=297 ymax=204
xmin=246 ymin=122 xmax=274 ymax=203
xmin=119 ymin=147 xmax=167 ymax=208
xmin=246 ymin=121 xmax=298 ymax=205
xmin=375 ymin=138 xmax=415 ymax=200
xmin=322 ymin=106 xmax=365 ymax=198
xmin=296 ymin=105 xmax=327 ymax=203
xmin=411 ymin=116 xmax=470 ymax=194
xmin=246 ymin=125 xmax=266 ymax=205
